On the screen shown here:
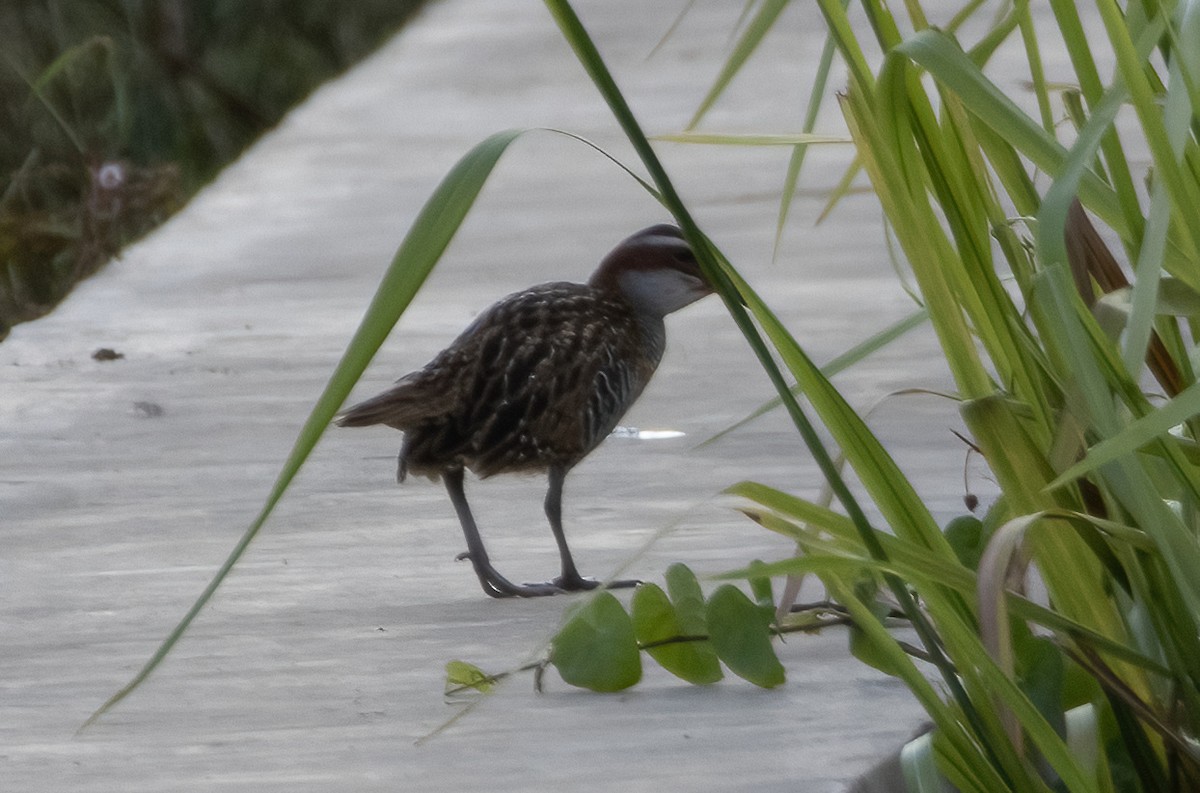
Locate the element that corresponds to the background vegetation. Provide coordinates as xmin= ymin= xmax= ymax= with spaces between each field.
xmin=0 ymin=0 xmax=424 ymax=339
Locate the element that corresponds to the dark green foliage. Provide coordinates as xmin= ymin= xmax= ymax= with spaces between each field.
xmin=0 ymin=0 xmax=424 ymax=338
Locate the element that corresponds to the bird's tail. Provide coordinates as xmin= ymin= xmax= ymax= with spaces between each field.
xmin=335 ymin=395 xmax=395 ymax=428
xmin=336 ymin=381 xmax=441 ymax=430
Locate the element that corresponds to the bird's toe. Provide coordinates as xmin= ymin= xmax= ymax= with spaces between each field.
xmin=551 ymin=574 xmax=640 ymax=592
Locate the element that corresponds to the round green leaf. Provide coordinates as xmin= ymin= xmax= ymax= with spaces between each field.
xmin=943 ymin=515 xmax=985 ymax=570
xmin=705 ymin=584 xmax=785 ymax=688
xmin=632 ymin=583 xmax=723 ymax=685
xmin=551 ymin=592 xmax=641 ymax=692
xmin=665 ymin=562 xmax=708 ymax=635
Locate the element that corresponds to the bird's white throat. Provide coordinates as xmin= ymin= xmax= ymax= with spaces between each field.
xmin=617 ymin=268 xmax=709 ymax=317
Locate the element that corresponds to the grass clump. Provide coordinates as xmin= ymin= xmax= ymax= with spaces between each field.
xmin=0 ymin=0 xmax=424 ymax=339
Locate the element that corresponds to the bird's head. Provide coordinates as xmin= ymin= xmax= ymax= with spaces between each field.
xmin=588 ymin=224 xmax=715 ymax=317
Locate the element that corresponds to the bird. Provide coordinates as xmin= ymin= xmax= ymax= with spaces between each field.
xmin=338 ymin=224 xmax=716 ymax=598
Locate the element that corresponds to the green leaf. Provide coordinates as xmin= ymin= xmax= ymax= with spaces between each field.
xmin=705 ymin=585 xmax=785 ymax=688
xmin=1013 ymin=635 xmax=1066 ymax=737
xmin=631 ymin=584 xmax=722 ymax=685
xmin=943 ymin=515 xmax=986 ymax=571
xmin=746 ymin=559 xmax=775 ymax=609
xmin=664 ymin=562 xmax=708 ymax=635
xmin=551 ymin=592 xmax=642 ymax=692
xmin=849 ymin=595 xmax=906 ymax=678
xmin=444 ymin=660 xmax=495 ymax=696
xmin=775 ymin=0 xmax=848 ymax=254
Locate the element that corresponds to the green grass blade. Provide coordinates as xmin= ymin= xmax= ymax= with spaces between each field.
xmin=894 ymin=29 xmax=1126 ymax=240
xmin=1046 ymin=0 xmax=1144 ymax=247
xmin=10 ymin=36 xmax=118 ymax=154
xmin=696 ymin=307 xmax=928 ymax=447
xmin=81 ymin=129 xmax=527 ymax=730
xmin=775 ymin=0 xmax=847 ymax=257
xmin=1096 ymin=0 xmax=1200 ymax=262
xmin=686 ymin=0 xmax=789 ymax=130
xmin=722 ymin=491 xmax=1169 ymax=677
xmin=1048 ymin=379 xmax=1200 ymax=490
xmin=1123 ymin=3 xmax=1200 ymax=378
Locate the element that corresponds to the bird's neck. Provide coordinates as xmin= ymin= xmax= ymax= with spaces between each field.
xmin=634 ymin=310 xmax=667 ymax=366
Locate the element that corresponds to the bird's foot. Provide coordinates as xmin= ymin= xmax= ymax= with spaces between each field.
xmin=456 ymin=552 xmax=566 ymax=598
xmin=480 ymin=576 xmax=566 ymax=599
xmin=550 ymin=574 xmax=641 ymax=592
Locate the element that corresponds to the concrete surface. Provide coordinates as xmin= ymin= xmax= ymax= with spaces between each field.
xmin=0 ymin=1 xmax=1025 ymax=790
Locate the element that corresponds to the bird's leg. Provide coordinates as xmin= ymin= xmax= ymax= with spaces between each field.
xmin=442 ymin=468 xmax=563 ymax=598
xmin=542 ymin=465 xmax=639 ymax=592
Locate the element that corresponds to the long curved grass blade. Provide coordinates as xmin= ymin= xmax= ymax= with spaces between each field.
xmin=29 ymin=34 xmax=113 ymax=94
xmin=543 ymin=128 xmax=661 ymax=199
xmin=976 ymin=512 xmax=1047 ymax=752
xmin=80 ymin=128 xmax=527 ymax=730
xmin=697 ymin=307 xmax=928 ymax=448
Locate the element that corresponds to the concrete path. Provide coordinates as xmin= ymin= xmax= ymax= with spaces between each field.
xmin=1 ymin=1 xmax=1006 ymax=790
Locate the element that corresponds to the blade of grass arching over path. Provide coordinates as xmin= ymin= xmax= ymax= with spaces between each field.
xmin=81 ymin=129 xmax=526 ymax=730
